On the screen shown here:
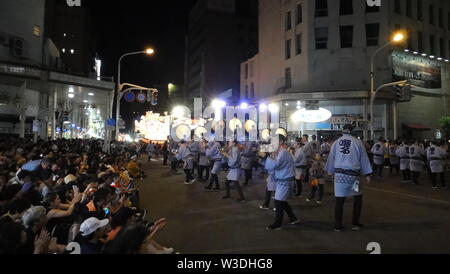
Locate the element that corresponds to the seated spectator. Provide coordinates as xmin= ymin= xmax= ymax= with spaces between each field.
xmin=74 ymin=217 xmax=110 ymax=254
xmin=104 ymin=219 xmax=173 ymax=254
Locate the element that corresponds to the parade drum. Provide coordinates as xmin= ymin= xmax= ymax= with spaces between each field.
xmin=229 ymin=118 xmax=243 ymax=131
xmin=194 ymin=126 xmax=208 ymax=139
xmin=175 ymin=124 xmax=191 ymax=140
xmin=244 ymin=120 xmax=257 ymax=133
xmin=261 ymin=129 xmax=271 ymax=141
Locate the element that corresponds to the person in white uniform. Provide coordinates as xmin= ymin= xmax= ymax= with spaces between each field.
xmin=371 ymin=138 xmax=387 ymax=178
xmin=427 ymin=140 xmax=448 ymax=189
xmin=396 ymin=140 xmax=412 ymax=183
xmin=325 ymin=124 xmax=373 ymax=232
xmin=409 ymin=140 xmax=425 ymax=185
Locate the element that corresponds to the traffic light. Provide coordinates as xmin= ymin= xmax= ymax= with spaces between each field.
xmin=151 ymin=90 xmax=158 ymax=106
xmin=395 ymin=85 xmax=412 ymax=102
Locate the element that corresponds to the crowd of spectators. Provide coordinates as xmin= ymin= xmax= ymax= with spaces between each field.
xmin=0 ymin=138 xmax=173 ymax=254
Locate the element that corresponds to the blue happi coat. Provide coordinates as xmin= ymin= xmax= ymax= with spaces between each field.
xmin=207 ymin=142 xmax=222 ymax=175
xmin=325 ymin=134 xmax=373 ymax=198
xmin=264 ymin=157 xmax=277 ymax=192
xmin=273 ymin=148 xmax=296 ymax=201
xmin=189 ymin=142 xmax=200 ymax=163
xmin=227 ymin=147 xmax=241 ymax=181
xmin=176 ymin=144 xmax=194 ymax=170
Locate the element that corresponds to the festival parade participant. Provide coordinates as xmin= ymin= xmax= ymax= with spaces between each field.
xmin=325 ymin=124 xmax=373 ymax=232
xmin=266 ymin=137 xmax=300 ymax=231
xmin=223 ymin=141 xmax=246 ymax=203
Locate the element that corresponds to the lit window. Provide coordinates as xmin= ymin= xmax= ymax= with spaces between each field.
xmin=62 ymin=48 xmax=66 ymax=53
xmin=33 ymin=26 xmax=41 ymax=37
xmin=63 ymin=33 xmax=67 ymax=37
xmin=70 ymin=49 xmax=75 ymax=54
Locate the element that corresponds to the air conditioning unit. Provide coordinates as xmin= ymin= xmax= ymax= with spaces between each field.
xmin=9 ymin=37 xmax=28 ymax=59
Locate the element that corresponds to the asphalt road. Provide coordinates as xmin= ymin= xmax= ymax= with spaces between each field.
xmin=137 ymin=158 xmax=450 ymax=254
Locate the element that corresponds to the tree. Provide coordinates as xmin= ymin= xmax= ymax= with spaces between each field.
xmin=439 ymin=117 xmax=450 ymax=140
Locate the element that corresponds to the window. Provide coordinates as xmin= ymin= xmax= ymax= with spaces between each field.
xmin=366 ymin=23 xmax=380 ymax=46
xmin=440 ymin=38 xmax=445 ymax=57
xmin=394 ymin=0 xmax=401 ymax=14
xmin=296 ymin=4 xmax=303 ymax=24
xmin=245 ymin=64 xmax=248 ymax=79
xmin=285 ymin=39 xmax=292 ymax=59
xmin=250 ymin=83 xmax=255 ymax=99
xmin=340 ymin=0 xmax=353 ymax=15
xmin=430 ymin=5 xmax=434 ymax=25
xmin=315 ymin=0 xmax=328 ymax=17
xmin=285 ymin=68 xmax=292 ymax=89
xmin=340 ymin=26 xmax=353 ymax=48
xmin=245 ymin=85 xmax=249 ymax=99
xmin=286 ymin=11 xmax=292 ymax=31
xmin=366 ymin=3 xmax=379 ymax=13
xmin=417 ymin=0 xmax=423 ymax=21
xmin=406 ymin=0 xmax=412 ymax=18
xmin=315 ymin=28 xmax=328 ymax=49
xmin=448 ymin=12 xmax=450 ymax=30
xmin=430 ymin=35 xmax=435 ymax=55
xmin=418 ymin=31 xmax=424 ymax=52
xmin=296 ymin=33 xmax=302 ymax=55
xmin=33 ymin=26 xmax=41 ymax=37
xmin=407 ymin=28 xmax=413 ymax=49
xmin=439 ymin=8 xmax=443 ymax=28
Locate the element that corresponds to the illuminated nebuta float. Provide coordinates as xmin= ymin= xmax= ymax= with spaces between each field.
xmin=134 ymin=112 xmax=172 ymax=142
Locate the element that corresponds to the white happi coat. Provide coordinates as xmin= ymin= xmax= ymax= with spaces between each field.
xmin=409 ymin=144 xmax=425 ymax=172
xmin=371 ymin=142 xmax=386 ymax=165
xmin=325 ymin=134 xmax=373 ymax=198
xmin=227 ymin=146 xmax=242 ymax=182
xmin=389 ymin=145 xmax=400 ymax=165
xmin=396 ymin=145 xmax=410 ymax=171
xmin=427 ymin=145 xmax=448 ymax=174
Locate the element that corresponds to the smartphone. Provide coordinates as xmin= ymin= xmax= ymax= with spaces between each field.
xmin=51 ymin=226 xmax=58 ymax=238
xmin=103 ymin=208 xmax=110 ymax=215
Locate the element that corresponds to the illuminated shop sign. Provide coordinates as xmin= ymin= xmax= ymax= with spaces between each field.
xmin=392 ymin=52 xmax=442 ymax=89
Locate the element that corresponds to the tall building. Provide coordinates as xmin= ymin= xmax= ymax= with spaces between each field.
xmin=242 ymin=0 xmax=450 ymax=140
xmin=0 ymin=0 xmax=114 ymax=141
xmin=45 ymin=0 xmax=96 ymax=77
xmin=185 ymin=0 xmax=258 ymax=106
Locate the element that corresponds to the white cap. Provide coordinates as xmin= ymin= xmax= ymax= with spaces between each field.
xmin=64 ymin=174 xmax=77 ymax=184
xmin=80 ymin=217 xmax=109 ymax=237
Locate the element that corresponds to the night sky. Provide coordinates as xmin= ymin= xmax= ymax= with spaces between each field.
xmin=89 ymin=0 xmax=198 ymax=129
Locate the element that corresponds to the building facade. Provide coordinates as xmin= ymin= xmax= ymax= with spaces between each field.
xmin=0 ymin=0 xmax=114 ymax=142
xmin=185 ymin=0 xmax=258 ymax=106
xmin=242 ymin=0 xmax=450 ymax=140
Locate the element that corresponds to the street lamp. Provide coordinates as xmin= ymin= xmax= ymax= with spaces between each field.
xmin=369 ymin=31 xmax=406 ymax=140
xmin=115 ymin=48 xmax=155 ymax=140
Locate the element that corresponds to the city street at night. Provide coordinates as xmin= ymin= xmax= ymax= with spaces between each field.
xmin=138 ymin=157 xmax=450 ymax=254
